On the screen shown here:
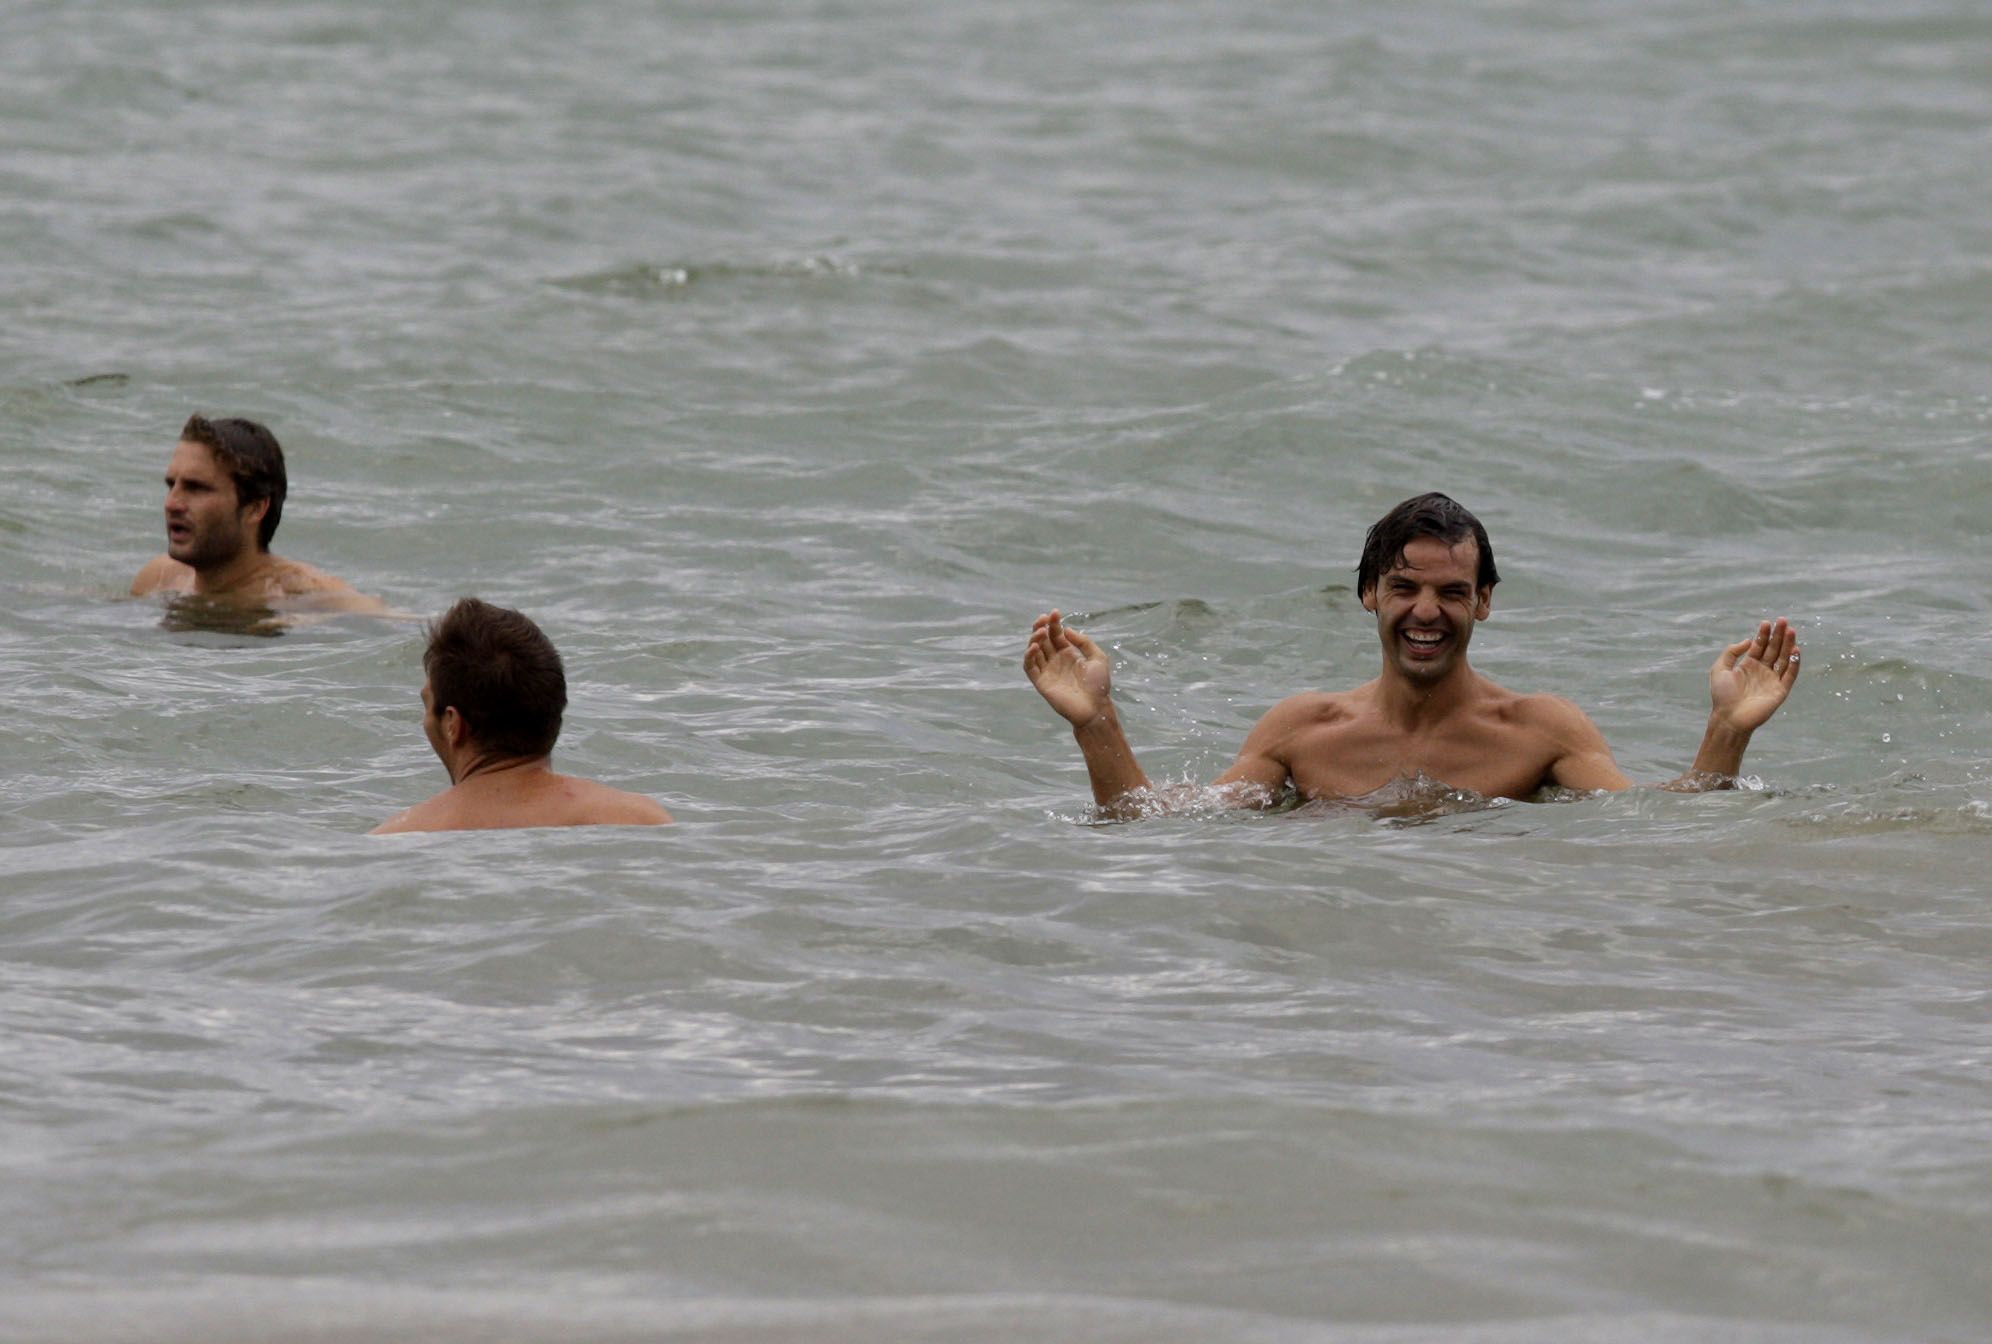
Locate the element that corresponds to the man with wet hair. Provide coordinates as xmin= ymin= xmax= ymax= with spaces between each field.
xmin=1024 ymin=491 xmax=1800 ymax=816
xmin=131 ymin=413 xmax=377 ymax=607
xmin=372 ymin=597 xmax=673 ymax=834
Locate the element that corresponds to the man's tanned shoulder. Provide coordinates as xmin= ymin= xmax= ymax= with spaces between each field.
xmin=1266 ymin=689 xmax=1362 ymax=727
xmin=1506 ymin=691 xmax=1609 ymax=744
xmin=130 ymin=554 xmax=187 ymax=597
xmin=264 ymin=559 xmax=371 ymax=602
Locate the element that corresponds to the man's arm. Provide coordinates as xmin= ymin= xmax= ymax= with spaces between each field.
xmin=1545 ymin=619 xmax=1800 ymax=793
xmin=1023 ymin=611 xmax=1156 ymax=817
xmin=1540 ymin=697 xmax=1636 ymax=792
xmin=1670 ymin=618 xmax=1800 ymax=789
xmin=1025 ymin=610 xmax=1290 ymax=818
xmin=1210 ymin=696 xmax=1311 ymax=803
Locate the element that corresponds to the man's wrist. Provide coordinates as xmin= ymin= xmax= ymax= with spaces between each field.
xmin=1071 ymin=701 xmax=1121 ymax=738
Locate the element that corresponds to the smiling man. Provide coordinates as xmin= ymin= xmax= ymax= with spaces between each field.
xmin=1023 ymin=492 xmax=1800 ymax=816
xmin=131 ymin=414 xmax=376 ymax=609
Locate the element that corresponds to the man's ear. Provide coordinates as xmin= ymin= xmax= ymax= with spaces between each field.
xmin=439 ymin=705 xmax=468 ymax=748
xmin=1475 ymin=587 xmax=1493 ymax=620
xmin=241 ymin=495 xmax=270 ymax=537
xmin=1360 ymin=585 xmax=1377 ymax=613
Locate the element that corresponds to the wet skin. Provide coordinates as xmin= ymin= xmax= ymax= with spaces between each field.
xmin=1025 ymin=536 xmax=1801 ymax=815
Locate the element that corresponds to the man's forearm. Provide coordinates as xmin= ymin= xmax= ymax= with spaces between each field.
xmin=1667 ymin=716 xmax=1753 ymax=791
xmin=1072 ymin=704 xmax=1154 ymax=817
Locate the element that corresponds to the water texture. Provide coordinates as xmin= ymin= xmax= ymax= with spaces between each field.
xmin=2 ymin=1 xmax=1988 ymax=1339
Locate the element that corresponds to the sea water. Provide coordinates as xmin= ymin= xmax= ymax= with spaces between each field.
xmin=2 ymin=1 xmax=1988 ymax=1339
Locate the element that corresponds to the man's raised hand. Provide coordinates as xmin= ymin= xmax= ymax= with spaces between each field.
xmin=1710 ymin=617 xmax=1801 ymax=735
xmin=1024 ymin=610 xmax=1115 ymax=728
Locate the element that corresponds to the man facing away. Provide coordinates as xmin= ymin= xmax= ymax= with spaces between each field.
xmin=131 ymin=414 xmax=379 ymax=610
xmin=372 ymin=598 xmax=673 ymax=834
xmin=1024 ymin=492 xmax=1801 ymax=817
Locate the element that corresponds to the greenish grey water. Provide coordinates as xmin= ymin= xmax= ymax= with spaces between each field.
xmin=2 ymin=1 xmax=1988 ymax=1339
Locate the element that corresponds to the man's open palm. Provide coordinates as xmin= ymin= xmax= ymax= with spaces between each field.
xmin=1710 ymin=617 xmax=1800 ymax=734
xmin=1024 ymin=611 xmax=1114 ymax=727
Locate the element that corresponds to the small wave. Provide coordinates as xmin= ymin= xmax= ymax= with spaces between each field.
xmin=549 ymin=256 xmax=879 ymax=299
xmin=1786 ymin=799 xmax=1992 ymax=837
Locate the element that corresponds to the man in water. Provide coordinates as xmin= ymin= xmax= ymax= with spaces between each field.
xmin=131 ymin=413 xmax=378 ymax=609
xmin=372 ymin=597 xmax=673 ymax=834
xmin=1024 ymin=492 xmax=1800 ymax=816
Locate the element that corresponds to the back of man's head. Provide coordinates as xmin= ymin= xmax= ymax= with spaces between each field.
xmin=424 ymin=598 xmax=567 ymax=759
xmin=182 ymin=413 xmax=287 ymax=549
xmin=1356 ymin=493 xmax=1500 ymax=598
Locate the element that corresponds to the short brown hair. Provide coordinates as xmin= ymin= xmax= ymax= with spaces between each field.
xmin=182 ymin=413 xmax=287 ymax=549
xmin=1356 ymin=493 xmax=1499 ymax=599
xmin=424 ymin=598 xmax=566 ymax=759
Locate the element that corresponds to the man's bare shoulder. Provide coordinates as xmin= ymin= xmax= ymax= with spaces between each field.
xmin=1260 ymin=688 xmax=1365 ymax=728
xmin=370 ymin=797 xmax=451 ymax=835
xmin=564 ymin=778 xmax=675 ymax=826
xmin=130 ymin=554 xmax=192 ymax=596
xmin=262 ymin=558 xmax=395 ymax=614
xmin=1237 ymin=688 xmax=1368 ymax=766
xmin=371 ymin=777 xmax=673 ymax=835
xmin=1503 ymin=690 xmax=1608 ymax=745
xmin=264 ymin=557 xmax=358 ymax=597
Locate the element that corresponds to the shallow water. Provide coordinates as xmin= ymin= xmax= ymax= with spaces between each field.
xmin=3 ymin=1 xmax=1989 ymax=1339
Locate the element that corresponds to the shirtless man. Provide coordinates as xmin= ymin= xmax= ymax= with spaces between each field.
xmin=1024 ymin=492 xmax=1800 ymax=816
xmin=372 ymin=598 xmax=673 ymax=834
xmin=131 ymin=414 xmax=377 ymax=609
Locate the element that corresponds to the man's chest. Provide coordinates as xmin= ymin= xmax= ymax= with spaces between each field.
xmin=1284 ymin=718 xmax=1559 ymax=801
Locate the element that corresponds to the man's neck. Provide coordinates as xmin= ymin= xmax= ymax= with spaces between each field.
xmin=1373 ymin=661 xmax=1482 ymax=729
xmin=449 ymin=751 xmax=554 ymax=787
xmin=189 ymin=548 xmax=276 ymax=597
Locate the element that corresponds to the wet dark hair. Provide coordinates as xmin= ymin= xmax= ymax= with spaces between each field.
xmin=424 ymin=598 xmax=567 ymax=759
xmin=181 ymin=413 xmax=287 ymax=549
xmin=1356 ymin=493 xmax=1499 ymax=598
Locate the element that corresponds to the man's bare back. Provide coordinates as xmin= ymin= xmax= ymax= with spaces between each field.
xmin=373 ymin=598 xmax=674 ymax=835
xmin=1024 ymin=494 xmax=1800 ymax=816
xmin=372 ymin=761 xmax=672 ymax=834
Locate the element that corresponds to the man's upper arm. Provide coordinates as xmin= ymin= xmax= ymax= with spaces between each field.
xmin=1210 ymin=696 xmax=1309 ymax=805
xmin=1534 ymin=696 xmax=1633 ymax=792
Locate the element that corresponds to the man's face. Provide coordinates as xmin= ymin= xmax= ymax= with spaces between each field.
xmin=1362 ymin=535 xmax=1493 ymax=684
xmin=163 ymin=440 xmax=256 ymax=570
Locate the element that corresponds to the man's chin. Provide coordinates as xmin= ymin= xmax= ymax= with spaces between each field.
xmin=1395 ymin=651 xmax=1455 ymax=681
xmin=167 ymin=536 xmax=229 ymax=569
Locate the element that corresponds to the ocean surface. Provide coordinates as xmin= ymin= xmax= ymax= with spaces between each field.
xmin=3 ymin=1 xmax=1988 ymax=1339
